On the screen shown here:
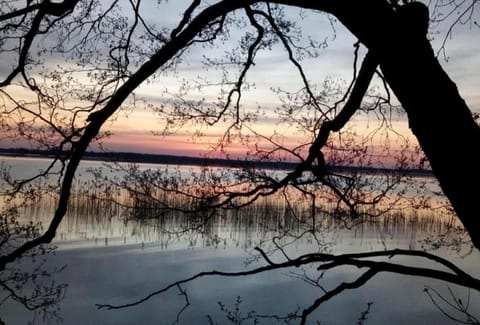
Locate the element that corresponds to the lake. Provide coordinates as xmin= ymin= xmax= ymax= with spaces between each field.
xmin=0 ymin=156 xmax=479 ymax=324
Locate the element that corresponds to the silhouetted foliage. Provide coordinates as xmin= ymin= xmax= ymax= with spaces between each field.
xmin=0 ymin=0 xmax=479 ymax=322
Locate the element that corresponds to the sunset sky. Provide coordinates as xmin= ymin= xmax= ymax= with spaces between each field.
xmin=1 ymin=1 xmax=479 ymax=160
xmin=99 ymin=1 xmax=480 ymax=159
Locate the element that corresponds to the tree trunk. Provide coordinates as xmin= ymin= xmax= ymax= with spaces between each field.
xmin=330 ymin=0 xmax=480 ymax=248
xmin=381 ymin=34 xmax=480 ymax=249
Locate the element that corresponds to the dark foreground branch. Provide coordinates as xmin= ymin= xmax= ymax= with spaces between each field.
xmin=95 ymin=248 xmax=480 ymax=319
xmin=300 ymin=269 xmax=377 ymax=325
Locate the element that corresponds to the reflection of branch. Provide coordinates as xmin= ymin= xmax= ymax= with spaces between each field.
xmin=300 ymin=269 xmax=377 ymax=325
xmin=424 ymin=286 xmax=480 ymax=324
xmin=172 ymin=284 xmax=190 ymax=325
xmin=0 ymin=261 xmax=67 ymax=322
xmin=357 ymin=302 xmax=374 ymax=325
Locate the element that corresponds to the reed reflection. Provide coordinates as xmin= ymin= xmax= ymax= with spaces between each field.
xmin=18 ymin=171 xmax=466 ymax=255
xmin=3 ymin=161 xmax=476 ymax=324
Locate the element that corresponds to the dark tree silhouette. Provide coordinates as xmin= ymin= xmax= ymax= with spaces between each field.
xmin=0 ymin=0 xmax=479 ymax=321
xmin=95 ymin=247 xmax=480 ymax=324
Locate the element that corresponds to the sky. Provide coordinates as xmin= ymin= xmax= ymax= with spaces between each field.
xmin=1 ymin=0 xmax=479 ymax=161
xmin=96 ymin=1 xmax=358 ymax=158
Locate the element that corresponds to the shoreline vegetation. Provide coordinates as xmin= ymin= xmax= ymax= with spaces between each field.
xmin=0 ymin=147 xmax=433 ymax=176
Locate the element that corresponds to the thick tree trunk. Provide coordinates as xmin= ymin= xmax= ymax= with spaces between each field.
xmin=331 ymin=0 xmax=480 ymax=248
xmin=381 ymin=38 xmax=480 ymax=248
xmin=381 ymin=27 xmax=480 ymax=249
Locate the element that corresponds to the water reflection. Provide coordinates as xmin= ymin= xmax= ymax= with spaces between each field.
xmin=1 ymin=157 xmax=478 ymax=324
xmin=18 ymin=183 xmax=463 ymax=254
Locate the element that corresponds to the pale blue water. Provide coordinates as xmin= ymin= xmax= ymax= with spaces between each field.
xmin=0 ymin=157 xmax=478 ymax=324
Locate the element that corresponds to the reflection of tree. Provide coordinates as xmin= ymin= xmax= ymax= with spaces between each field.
xmin=85 ymin=160 xmax=466 ymax=250
xmin=0 ymin=208 xmax=66 ymax=323
xmin=3 ymin=158 xmax=474 ymax=321
xmin=206 ymin=297 xmax=373 ymax=324
xmin=425 ymin=286 xmax=480 ymax=324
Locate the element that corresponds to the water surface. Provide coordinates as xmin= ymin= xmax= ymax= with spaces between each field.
xmin=1 ymin=157 xmax=478 ymax=324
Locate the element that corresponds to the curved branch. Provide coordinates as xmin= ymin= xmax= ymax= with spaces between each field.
xmin=0 ymin=0 xmax=80 ymax=87
xmin=95 ymin=248 xmax=480 ymax=317
xmin=0 ymin=0 xmax=337 ymax=271
xmin=254 ymin=8 xmax=329 ymax=116
xmin=300 ymin=269 xmax=377 ymax=325
xmin=0 ymin=4 xmax=42 ymax=22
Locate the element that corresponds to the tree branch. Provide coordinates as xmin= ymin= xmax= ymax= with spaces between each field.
xmin=95 ymin=248 xmax=480 ymax=323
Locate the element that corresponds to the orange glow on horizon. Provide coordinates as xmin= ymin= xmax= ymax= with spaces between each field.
xmin=91 ymin=114 xmax=425 ymax=170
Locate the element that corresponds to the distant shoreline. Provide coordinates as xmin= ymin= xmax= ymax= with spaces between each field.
xmin=0 ymin=147 xmax=297 ymax=171
xmin=0 ymin=147 xmax=434 ymax=177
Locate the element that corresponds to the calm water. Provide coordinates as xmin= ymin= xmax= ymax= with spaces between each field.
xmin=1 ymin=157 xmax=479 ymax=324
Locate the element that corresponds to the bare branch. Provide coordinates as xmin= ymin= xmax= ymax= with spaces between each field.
xmin=95 ymin=247 xmax=480 ymax=325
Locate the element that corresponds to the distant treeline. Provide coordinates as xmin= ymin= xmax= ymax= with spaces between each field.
xmin=0 ymin=147 xmax=433 ymax=176
xmin=0 ymin=147 xmax=296 ymax=170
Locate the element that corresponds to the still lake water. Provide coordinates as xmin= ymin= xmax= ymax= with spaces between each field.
xmin=1 ymin=156 xmax=479 ymax=324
